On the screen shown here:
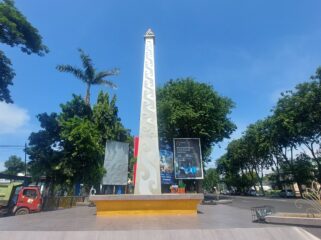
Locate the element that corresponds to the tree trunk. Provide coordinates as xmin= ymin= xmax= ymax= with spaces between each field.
xmin=316 ymin=161 xmax=321 ymax=183
xmin=196 ymin=180 xmax=203 ymax=193
xmin=85 ymin=83 xmax=91 ymax=105
xmin=254 ymin=168 xmax=265 ymax=196
xmin=247 ymin=168 xmax=256 ymax=191
xmin=297 ymin=182 xmax=304 ymax=198
xmin=274 ymin=156 xmax=282 ymax=189
xmin=307 ymin=144 xmax=321 ymax=183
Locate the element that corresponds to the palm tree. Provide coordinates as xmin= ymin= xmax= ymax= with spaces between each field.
xmin=57 ymin=48 xmax=119 ymax=105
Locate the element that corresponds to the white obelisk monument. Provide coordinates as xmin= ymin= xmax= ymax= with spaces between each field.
xmin=134 ymin=29 xmax=161 ymax=195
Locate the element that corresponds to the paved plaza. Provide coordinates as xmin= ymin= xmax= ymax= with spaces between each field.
xmin=0 ymin=228 xmax=318 ymax=240
xmin=0 ymin=204 xmax=271 ymax=231
xmin=0 ymin=197 xmax=320 ymax=239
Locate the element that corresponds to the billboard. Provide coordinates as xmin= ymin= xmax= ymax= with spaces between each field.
xmin=173 ymin=138 xmax=204 ymax=179
xmin=134 ymin=137 xmax=139 ymax=158
xmin=102 ymin=141 xmax=129 ymax=185
xmin=160 ymin=149 xmax=174 ymax=185
xmin=133 ymin=136 xmax=174 ymax=185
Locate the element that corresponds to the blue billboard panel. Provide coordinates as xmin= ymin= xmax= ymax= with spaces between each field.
xmin=174 ymin=138 xmax=204 ymax=179
xmin=160 ymin=149 xmax=174 ymax=185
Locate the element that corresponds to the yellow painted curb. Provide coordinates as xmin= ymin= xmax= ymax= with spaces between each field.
xmin=90 ymin=194 xmax=203 ymax=216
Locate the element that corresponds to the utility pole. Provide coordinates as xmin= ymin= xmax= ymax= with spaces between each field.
xmin=24 ymin=142 xmax=27 ymax=176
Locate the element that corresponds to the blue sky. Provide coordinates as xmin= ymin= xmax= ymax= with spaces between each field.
xmin=1 ymin=0 xmax=321 ymax=170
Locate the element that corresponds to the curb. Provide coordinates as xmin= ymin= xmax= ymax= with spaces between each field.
xmin=265 ymin=215 xmax=321 ymax=227
xmin=202 ymin=199 xmax=233 ymax=205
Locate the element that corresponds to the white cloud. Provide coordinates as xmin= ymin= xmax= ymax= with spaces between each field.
xmin=0 ymin=102 xmax=30 ymax=134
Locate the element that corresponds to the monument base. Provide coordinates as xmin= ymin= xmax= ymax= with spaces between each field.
xmin=89 ymin=194 xmax=204 ymax=216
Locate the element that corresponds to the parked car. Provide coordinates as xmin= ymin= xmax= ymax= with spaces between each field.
xmin=220 ymin=190 xmax=231 ymax=195
xmin=279 ymin=189 xmax=295 ymax=198
xmin=247 ymin=189 xmax=258 ymax=196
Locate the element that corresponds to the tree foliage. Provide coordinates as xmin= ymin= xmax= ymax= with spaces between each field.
xmin=216 ymin=153 xmax=257 ymax=193
xmin=27 ymin=92 xmax=131 ymax=192
xmin=56 ymin=49 xmax=118 ymax=105
xmin=0 ymin=50 xmax=15 ymax=102
xmin=281 ymin=153 xmax=315 ymax=188
xmin=157 ymin=78 xmax=236 ymax=162
xmin=219 ymin=66 xmax=321 ymax=193
xmin=2 ymin=155 xmax=24 ymax=175
xmin=0 ymin=0 xmax=48 ymax=103
xmin=27 ymin=113 xmax=64 ymax=183
xmin=202 ymin=168 xmax=219 ymax=192
xmin=93 ymin=92 xmax=130 ymax=145
xmin=60 ymin=116 xmax=104 ymax=188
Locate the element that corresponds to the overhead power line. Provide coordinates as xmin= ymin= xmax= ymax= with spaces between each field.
xmin=0 ymin=145 xmax=25 ymax=148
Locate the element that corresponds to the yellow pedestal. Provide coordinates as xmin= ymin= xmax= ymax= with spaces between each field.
xmin=90 ymin=194 xmax=203 ymax=216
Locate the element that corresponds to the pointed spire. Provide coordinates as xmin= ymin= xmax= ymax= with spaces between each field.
xmin=144 ymin=28 xmax=155 ymax=39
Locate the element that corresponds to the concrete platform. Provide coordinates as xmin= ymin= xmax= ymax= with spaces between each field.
xmin=89 ymin=194 xmax=203 ymax=216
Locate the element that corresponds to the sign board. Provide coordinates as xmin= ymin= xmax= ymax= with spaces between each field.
xmin=160 ymin=149 xmax=174 ymax=184
xmin=102 ymin=141 xmax=129 ymax=185
xmin=134 ymin=136 xmax=139 ymax=158
xmin=173 ymin=138 xmax=204 ymax=179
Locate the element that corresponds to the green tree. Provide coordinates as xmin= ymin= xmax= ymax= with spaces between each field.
xmin=280 ymin=153 xmax=316 ymax=195
xmin=271 ymin=68 xmax=321 ymax=182
xmin=27 ymin=96 xmax=95 ymax=191
xmin=92 ymin=91 xmax=133 ymax=181
xmin=59 ymin=94 xmax=92 ymax=121
xmin=224 ymin=139 xmax=259 ymax=193
xmin=56 ymin=49 xmax=118 ymax=105
xmin=0 ymin=0 xmax=48 ymax=103
xmin=218 ymin=127 xmax=272 ymax=195
xmin=288 ymin=72 xmax=321 ymax=181
xmin=202 ymin=168 xmax=219 ymax=192
xmin=292 ymin=154 xmax=316 ymax=189
xmin=271 ymin=92 xmax=303 ymax=182
xmin=27 ymin=113 xmax=64 ymax=185
xmin=2 ymin=155 xmax=24 ymax=175
xmin=0 ymin=51 xmax=15 ymax=102
xmin=259 ymin=117 xmax=284 ymax=189
xmin=60 ymin=117 xmax=104 ymax=190
xmin=242 ymin=121 xmax=274 ymax=195
xmin=93 ymin=91 xmax=130 ymax=145
xmin=216 ymin=153 xmax=257 ymax=193
xmin=157 ymin=78 xmax=236 ymax=163
xmin=57 ymin=95 xmax=100 ymax=188
xmin=58 ymin=93 xmax=132 ymax=190
xmin=28 ymin=93 xmax=131 ymax=193
xmin=217 ymin=66 xmax=321 ymax=193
